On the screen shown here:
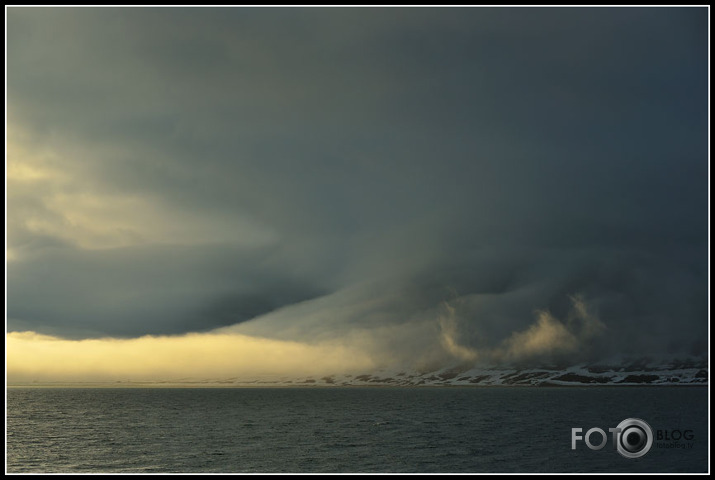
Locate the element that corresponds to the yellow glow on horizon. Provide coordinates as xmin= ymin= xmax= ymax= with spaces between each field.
xmin=7 ymin=331 xmax=377 ymax=384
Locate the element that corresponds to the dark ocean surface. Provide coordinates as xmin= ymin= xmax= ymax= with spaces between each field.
xmin=6 ymin=386 xmax=708 ymax=473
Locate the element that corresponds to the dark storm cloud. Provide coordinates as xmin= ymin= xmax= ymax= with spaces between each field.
xmin=7 ymin=244 xmax=327 ymax=338
xmin=7 ymin=8 xmax=707 ymax=363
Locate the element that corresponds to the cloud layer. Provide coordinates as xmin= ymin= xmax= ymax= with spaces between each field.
xmin=7 ymin=8 xmax=708 ymax=377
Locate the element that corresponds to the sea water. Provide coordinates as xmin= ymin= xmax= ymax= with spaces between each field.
xmin=6 ymin=386 xmax=708 ymax=473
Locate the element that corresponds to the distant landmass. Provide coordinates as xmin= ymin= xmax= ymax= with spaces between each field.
xmin=275 ymin=356 xmax=708 ymax=388
xmin=317 ymin=363 xmax=707 ymax=388
xmin=16 ymin=356 xmax=706 ymax=388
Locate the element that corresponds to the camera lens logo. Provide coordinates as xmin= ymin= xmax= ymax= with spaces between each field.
xmin=615 ymin=418 xmax=653 ymax=459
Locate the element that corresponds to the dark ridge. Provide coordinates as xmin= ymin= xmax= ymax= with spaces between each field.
xmin=500 ymin=370 xmax=523 ymax=380
xmin=438 ymin=371 xmax=460 ymax=380
xmin=618 ymin=374 xmax=660 ymax=384
xmin=503 ymin=371 xmax=552 ymax=384
xmin=468 ymin=375 xmax=491 ymax=384
xmin=553 ymin=373 xmax=611 ymax=384
xmin=587 ymin=366 xmax=616 ymax=374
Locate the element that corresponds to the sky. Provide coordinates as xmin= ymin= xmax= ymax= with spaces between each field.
xmin=6 ymin=7 xmax=709 ymax=383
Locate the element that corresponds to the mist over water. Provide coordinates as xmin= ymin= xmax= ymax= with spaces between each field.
xmin=6 ymin=387 xmax=708 ymax=473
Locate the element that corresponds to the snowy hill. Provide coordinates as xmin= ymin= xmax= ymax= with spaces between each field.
xmin=154 ymin=356 xmax=707 ymax=388
xmin=309 ymin=360 xmax=708 ymax=387
xmin=293 ymin=360 xmax=708 ymax=386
